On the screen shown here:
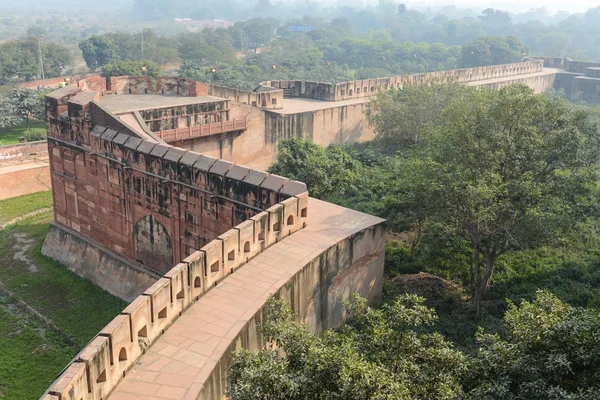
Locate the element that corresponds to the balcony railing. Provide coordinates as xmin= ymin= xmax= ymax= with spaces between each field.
xmin=157 ymin=116 xmax=249 ymax=142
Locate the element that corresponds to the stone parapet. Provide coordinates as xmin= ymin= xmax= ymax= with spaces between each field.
xmin=262 ymin=60 xmax=545 ymax=102
xmin=41 ymin=178 xmax=308 ymax=400
xmin=208 ymin=84 xmax=284 ymax=109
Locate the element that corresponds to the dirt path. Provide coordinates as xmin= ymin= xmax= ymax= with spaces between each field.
xmin=0 ymin=207 xmax=53 ymax=230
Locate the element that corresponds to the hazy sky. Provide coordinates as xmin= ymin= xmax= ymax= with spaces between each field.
xmin=408 ymin=0 xmax=599 ymax=13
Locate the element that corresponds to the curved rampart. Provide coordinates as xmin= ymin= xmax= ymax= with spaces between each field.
xmin=40 ymin=178 xmax=308 ymax=400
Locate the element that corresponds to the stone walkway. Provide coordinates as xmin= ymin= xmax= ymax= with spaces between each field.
xmin=108 ymin=198 xmax=384 ymax=400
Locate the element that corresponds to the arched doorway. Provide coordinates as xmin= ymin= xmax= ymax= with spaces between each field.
xmin=134 ymin=214 xmax=173 ymax=274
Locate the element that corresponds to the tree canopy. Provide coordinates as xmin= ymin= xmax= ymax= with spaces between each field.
xmin=0 ymin=37 xmax=72 ymax=84
xmin=389 ymin=84 xmax=600 ymax=307
xmin=100 ymin=59 xmax=163 ymax=78
xmin=228 ymin=291 xmax=600 ymax=399
xmin=228 ymin=294 xmax=467 ymax=400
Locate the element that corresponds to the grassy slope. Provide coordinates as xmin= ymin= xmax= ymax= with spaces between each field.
xmin=0 ymin=298 xmax=74 ymax=400
xmin=0 ymin=210 xmax=128 ymax=345
xmin=0 ymin=192 xmax=128 ymax=399
xmin=0 ymin=191 xmax=53 ymax=226
xmin=0 ymin=121 xmax=46 ymax=146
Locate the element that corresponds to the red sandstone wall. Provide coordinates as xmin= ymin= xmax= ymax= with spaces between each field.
xmin=0 ymin=141 xmax=48 ymax=166
xmin=47 ymin=99 xmax=306 ymax=274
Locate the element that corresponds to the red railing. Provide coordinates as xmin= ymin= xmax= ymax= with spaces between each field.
xmin=157 ymin=116 xmax=249 ymax=142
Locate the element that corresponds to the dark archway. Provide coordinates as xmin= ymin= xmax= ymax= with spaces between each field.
xmin=135 ymin=214 xmax=173 ymax=274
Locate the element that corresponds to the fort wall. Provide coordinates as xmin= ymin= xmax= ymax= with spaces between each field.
xmin=263 ymin=60 xmax=544 ymax=101
xmin=41 ymin=199 xmax=384 ymax=400
xmin=0 ymin=141 xmax=48 ymax=165
xmin=208 ymin=84 xmax=284 ymax=110
xmin=472 ymin=71 xmax=558 ymax=93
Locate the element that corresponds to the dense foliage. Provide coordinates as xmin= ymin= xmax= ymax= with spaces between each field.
xmin=0 ymin=37 xmax=72 ymax=84
xmin=100 ymin=59 xmax=163 ymax=78
xmin=229 ymin=292 xmax=600 ymax=399
xmin=0 ymin=89 xmax=46 ymax=131
xmin=465 ymin=291 xmax=600 ymax=399
xmin=271 ymin=85 xmax=600 ymax=311
xmin=228 ymin=294 xmax=467 ymax=400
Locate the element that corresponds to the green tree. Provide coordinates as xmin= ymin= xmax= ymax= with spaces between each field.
xmin=228 ymin=294 xmax=467 ymax=400
xmin=0 ymin=38 xmax=72 ymax=83
xmin=268 ymin=139 xmax=360 ymax=199
xmin=366 ymin=81 xmax=470 ymax=153
xmin=0 ymin=95 xmax=18 ymax=128
xmin=459 ymin=36 xmax=527 ymax=68
xmin=79 ymin=35 xmax=120 ymax=71
xmin=101 ymin=59 xmax=162 ymax=78
xmin=465 ymin=291 xmax=600 ymax=399
xmin=391 ymin=85 xmax=600 ymax=307
xmin=7 ymin=88 xmax=45 ymax=130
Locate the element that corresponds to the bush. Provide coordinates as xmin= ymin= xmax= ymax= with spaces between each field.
xmin=25 ymin=128 xmax=46 ymax=142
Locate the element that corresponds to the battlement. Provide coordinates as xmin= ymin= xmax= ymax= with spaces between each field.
xmin=42 ymin=78 xmax=311 ymax=398
xmin=262 ymin=60 xmax=545 ymax=101
xmin=42 ymin=188 xmax=307 ymax=400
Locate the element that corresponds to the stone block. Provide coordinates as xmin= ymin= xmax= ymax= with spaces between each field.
xmin=48 ymin=362 xmax=88 ymax=400
xmin=209 ymin=160 xmax=233 ymax=195
xmin=143 ymin=278 xmax=173 ymax=335
xmin=77 ymin=335 xmax=112 ymax=400
xmin=250 ymin=211 xmax=268 ymax=246
xmin=184 ymin=251 xmax=206 ymax=301
xmin=259 ymin=174 xmax=287 ymax=208
xmin=99 ymin=314 xmax=134 ymax=383
xmin=281 ymin=197 xmax=301 ymax=235
xmin=122 ymin=295 xmax=153 ymax=360
xmin=296 ymin=192 xmax=309 ymax=228
xmin=201 ymin=239 xmax=223 ymax=287
xmin=193 ymin=155 xmax=217 ymax=189
xmin=165 ymin=262 xmax=189 ymax=312
xmin=266 ymin=204 xmax=284 ymax=246
xmin=236 ymin=219 xmax=261 ymax=264
xmin=280 ymin=180 xmax=307 ymax=200
xmin=218 ymin=229 xmax=240 ymax=274
xmin=224 ymin=165 xmax=250 ymax=200
xmin=242 ymin=169 xmax=268 ymax=207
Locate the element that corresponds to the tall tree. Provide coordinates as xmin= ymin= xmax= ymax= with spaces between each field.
xmin=268 ymin=139 xmax=360 ymax=199
xmin=79 ymin=35 xmax=120 ymax=71
xmin=7 ymin=88 xmax=45 ymax=131
xmin=0 ymin=95 xmax=18 ymax=128
xmin=365 ymin=81 xmax=470 ymax=153
xmin=391 ymin=84 xmax=600 ymax=308
xmin=101 ymin=59 xmax=163 ymax=78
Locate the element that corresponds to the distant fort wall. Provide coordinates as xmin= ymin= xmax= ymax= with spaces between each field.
xmin=261 ymin=60 xmax=545 ymax=101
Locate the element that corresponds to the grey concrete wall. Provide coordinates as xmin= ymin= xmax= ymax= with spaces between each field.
xmin=42 ymin=223 xmax=160 ymax=301
xmin=197 ymin=221 xmax=386 ymax=400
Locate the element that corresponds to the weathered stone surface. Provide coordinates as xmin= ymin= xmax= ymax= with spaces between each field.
xmin=42 ymin=223 xmax=159 ymax=301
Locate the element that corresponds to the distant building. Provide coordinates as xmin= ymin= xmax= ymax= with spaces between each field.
xmin=174 ymin=18 xmax=235 ymax=29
